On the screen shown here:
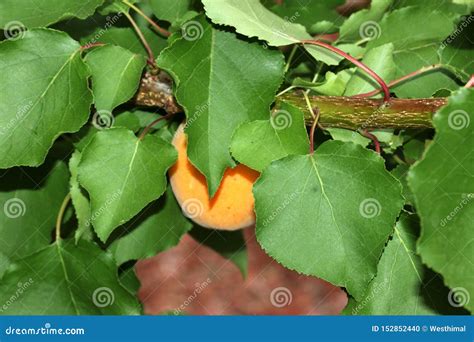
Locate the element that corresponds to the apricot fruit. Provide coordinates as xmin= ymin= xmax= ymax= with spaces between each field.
xmin=169 ymin=124 xmax=259 ymax=230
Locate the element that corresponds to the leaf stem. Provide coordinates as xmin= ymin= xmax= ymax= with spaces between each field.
xmin=464 ymin=74 xmax=474 ymax=88
xmin=360 ymin=130 xmax=381 ymax=154
xmin=122 ymin=10 xmax=156 ymax=67
xmin=354 ymin=64 xmax=442 ymax=98
xmin=122 ymin=0 xmax=170 ymax=37
xmin=55 ymin=193 xmax=71 ymax=241
xmin=301 ymin=39 xmax=391 ymax=102
xmin=80 ymin=42 xmax=106 ymax=50
xmin=138 ymin=113 xmax=174 ymax=140
xmin=284 ymin=45 xmax=298 ymax=73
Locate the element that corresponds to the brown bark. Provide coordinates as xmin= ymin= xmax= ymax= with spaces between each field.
xmin=135 ymin=73 xmax=447 ymax=130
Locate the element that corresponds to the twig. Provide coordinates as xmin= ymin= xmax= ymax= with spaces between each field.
xmin=122 ymin=10 xmax=156 ymax=67
xmin=301 ymin=39 xmax=391 ymax=102
xmin=122 ymin=0 xmax=171 ymax=37
xmin=138 ymin=113 xmax=174 ymax=140
xmin=354 ymin=64 xmax=442 ymax=98
xmin=360 ymin=130 xmax=381 ymax=154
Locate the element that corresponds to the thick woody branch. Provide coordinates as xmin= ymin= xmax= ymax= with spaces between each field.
xmin=135 ymin=73 xmax=447 ymax=130
xmin=279 ymin=92 xmax=446 ymax=130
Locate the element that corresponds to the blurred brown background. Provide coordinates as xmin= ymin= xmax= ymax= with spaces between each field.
xmin=136 ymin=228 xmax=348 ymax=315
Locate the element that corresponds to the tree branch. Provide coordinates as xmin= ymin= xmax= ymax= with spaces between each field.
xmin=135 ymin=73 xmax=447 ymax=130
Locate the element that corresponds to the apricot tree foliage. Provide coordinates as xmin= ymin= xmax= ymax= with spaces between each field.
xmin=0 ymin=0 xmax=472 ymax=315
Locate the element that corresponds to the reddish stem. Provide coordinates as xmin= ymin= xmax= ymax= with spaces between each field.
xmin=313 ymin=33 xmax=339 ymax=43
xmin=80 ymin=43 xmax=105 ymax=50
xmin=138 ymin=113 xmax=173 ymax=140
xmin=123 ymin=11 xmax=156 ymax=68
xmin=301 ymin=39 xmax=391 ymax=102
xmin=361 ymin=130 xmax=381 ymax=154
xmin=123 ymin=0 xmax=171 ymax=37
xmin=355 ymin=64 xmax=442 ymax=98
xmin=464 ymin=75 xmax=474 ymax=88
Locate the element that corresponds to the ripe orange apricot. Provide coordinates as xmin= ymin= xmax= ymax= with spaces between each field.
xmin=169 ymin=124 xmax=259 ymax=230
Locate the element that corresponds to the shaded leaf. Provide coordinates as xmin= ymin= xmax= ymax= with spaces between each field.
xmin=0 ymin=162 xmax=68 ymax=260
xmin=190 ymin=226 xmax=248 ymax=278
xmin=408 ymin=88 xmax=474 ymax=313
xmin=0 ymin=240 xmax=140 ymax=314
xmin=109 ymin=187 xmax=192 ymax=265
xmin=344 ymin=213 xmax=459 ymax=314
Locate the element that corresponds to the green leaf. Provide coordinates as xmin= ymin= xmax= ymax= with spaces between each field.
xmin=366 ymin=7 xmax=456 ymax=51
xmin=254 ymin=141 xmax=404 ymax=299
xmin=0 ymin=0 xmax=105 ymax=28
xmin=99 ymin=0 xmax=138 ymax=14
xmin=230 ymin=102 xmax=309 ymax=172
xmin=293 ymin=70 xmax=352 ymax=96
xmin=109 ymin=187 xmax=192 ymax=265
xmin=157 ymin=16 xmax=284 ymax=196
xmin=408 ymin=88 xmax=474 ymax=313
xmin=326 ymin=128 xmax=370 ymax=147
xmin=0 ymin=29 xmax=92 ymax=169
xmin=201 ymin=0 xmax=309 ymax=46
xmin=85 ymin=45 xmax=146 ymax=112
xmin=190 ymin=226 xmax=248 ymax=278
xmin=391 ymin=164 xmax=414 ymax=206
xmin=69 ymin=151 xmax=93 ymax=243
xmin=439 ymin=20 xmax=474 ymax=82
xmin=149 ymin=0 xmax=192 ymax=23
xmin=0 ymin=240 xmax=141 ymax=314
xmin=0 ymin=162 xmax=69 ymax=260
xmin=81 ymin=27 xmax=167 ymax=57
xmin=338 ymin=0 xmax=392 ymax=42
xmin=392 ymin=44 xmax=459 ymax=98
xmin=119 ymin=267 xmax=141 ymax=295
xmin=270 ymin=0 xmax=345 ymax=34
xmin=344 ymin=213 xmax=454 ymax=315
xmin=77 ymin=128 xmax=177 ymax=242
xmin=344 ymin=43 xmax=396 ymax=97
xmin=201 ymin=0 xmax=342 ymax=65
